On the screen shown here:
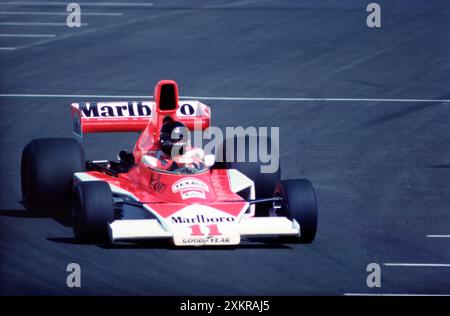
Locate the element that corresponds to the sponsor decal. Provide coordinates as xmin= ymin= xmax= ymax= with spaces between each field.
xmin=149 ymin=173 xmax=166 ymax=194
xmin=171 ymin=215 xmax=235 ymax=224
xmin=172 ymin=177 xmax=209 ymax=200
xmin=180 ymin=191 xmax=204 ymax=199
xmin=179 ymin=103 xmax=195 ymax=116
xmin=182 ymin=236 xmax=231 ymax=244
xmin=170 ymin=211 xmax=240 ymax=246
xmin=78 ymin=102 xmax=152 ymax=118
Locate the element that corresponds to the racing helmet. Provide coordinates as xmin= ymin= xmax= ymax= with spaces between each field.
xmin=159 ymin=118 xmax=190 ymax=157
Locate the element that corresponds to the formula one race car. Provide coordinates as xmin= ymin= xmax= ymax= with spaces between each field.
xmin=21 ymin=80 xmax=318 ymax=246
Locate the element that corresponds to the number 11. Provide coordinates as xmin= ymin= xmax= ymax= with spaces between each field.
xmin=188 ymin=224 xmax=221 ymax=236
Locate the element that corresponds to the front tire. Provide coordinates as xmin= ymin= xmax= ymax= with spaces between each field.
xmin=73 ymin=181 xmax=114 ymax=243
xmin=21 ymin=138 xmax=85 ymax=211
xmin=276 ymin=179 xmax=318 ymax=243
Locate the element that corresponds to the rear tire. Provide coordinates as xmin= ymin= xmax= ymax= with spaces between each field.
xmin=276 ymin=179 xmax=318 ymax=243
xmin=21 ymin=138 xmax=85 ymax=211
xmin=73 ymin=181 xmax=114 ymax=243
xmin=216 ymin=135 xmax=280 ymax=216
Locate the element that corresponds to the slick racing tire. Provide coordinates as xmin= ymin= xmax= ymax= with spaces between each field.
xmin=276 ymin=179 xmax=318 ymax=243
xmin=21 ymin=138 xmax=85 ymax=211
xmin=216 ymin=135 xmax=280 ymax=216
xmin=73 ymin=181 xmax=114 ymax=243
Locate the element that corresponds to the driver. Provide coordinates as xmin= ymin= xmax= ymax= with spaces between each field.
xmin=153 ymin=118 xmax=205 ymax=172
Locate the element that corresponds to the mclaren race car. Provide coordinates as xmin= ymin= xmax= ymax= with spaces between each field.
xmin=21 ymin=80 xmax=318 ymax=246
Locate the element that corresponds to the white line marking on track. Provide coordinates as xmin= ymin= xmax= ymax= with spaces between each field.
xmin=1 ymin=9 xmax=181 ymax=51
xmin=0 ymin=94 xmax=448 ymax=103
xmin=384 ymin=263 xmax=450 ymax=267
xmin=0 ymin=47 xmax=16 ymax=50
xmin=182 ymin=96 xmax=450 ymax=103
xmin=0 ymin=94 xmax=153 ymax=98
xmin=0 ymin=2 xmax=154 ymax=7
xmin=0 ymin=34 xmax=55 ymax=37
xmin=0 ymin=11 xmax=123 ymax=16
xmin=426 ymin=235 xmax=450 ymax=238
xmin=344 ymin=293 xmax=450 ymax=296
xmin=0 ymin=22 xmax=88 ymax=26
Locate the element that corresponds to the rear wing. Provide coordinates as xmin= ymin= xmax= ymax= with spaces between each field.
xmin=71 ymin=100 xmax=211 ymax=137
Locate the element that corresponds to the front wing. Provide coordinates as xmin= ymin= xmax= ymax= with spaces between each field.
xmin=108 ymin=216 xmax=300 ymax=246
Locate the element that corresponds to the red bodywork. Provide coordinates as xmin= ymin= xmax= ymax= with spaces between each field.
xmin=72 ymin=80 xmax=246 ymax=220
xmin=87 ymin=168 xmax=245 ymax=219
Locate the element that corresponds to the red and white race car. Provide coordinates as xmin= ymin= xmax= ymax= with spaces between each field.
xmin=21 ymin=80 xmax=318 ymax=246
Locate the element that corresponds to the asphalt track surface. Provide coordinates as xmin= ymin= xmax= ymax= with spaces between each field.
xmin=0 ymin=0 xmax=449 ymax=295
